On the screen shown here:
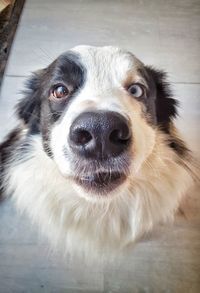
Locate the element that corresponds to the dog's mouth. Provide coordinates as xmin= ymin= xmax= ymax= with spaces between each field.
xmin=74 ymin=171 xmax=126 ymax=195
xmin=68 ymin=153 xmax=130 ymax=195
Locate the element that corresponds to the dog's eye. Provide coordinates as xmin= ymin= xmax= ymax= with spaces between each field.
xmin=52 ymin=85 xmax=69 ymax=99
xmin=128 ymin=84 xmax=144 ymax=98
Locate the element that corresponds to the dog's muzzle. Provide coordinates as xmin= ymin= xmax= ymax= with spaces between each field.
xmin=68 ymin=110 xmax=131 ymax=195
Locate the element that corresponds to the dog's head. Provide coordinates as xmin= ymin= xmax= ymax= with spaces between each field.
xmin=17 ymin=45 xmax=179 ymax=200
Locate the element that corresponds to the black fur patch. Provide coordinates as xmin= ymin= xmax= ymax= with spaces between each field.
xmin=145 ymin=66 xmax=178 ymax=131
xmin=139 ymin=66 xmax=189 ymax=156
xmin=17 ymin=70 xmax=44 ymax=134
xmin=47 ymin=53 xmax=86 ymax=121
xmin=16 ymin=52 xmax=86 ymax=157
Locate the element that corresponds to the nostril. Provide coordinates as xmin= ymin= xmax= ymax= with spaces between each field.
xmin=72 ymin=129 xmax=92 ymax=145
xmin=109 ymin=128 xmax=131 ymax=145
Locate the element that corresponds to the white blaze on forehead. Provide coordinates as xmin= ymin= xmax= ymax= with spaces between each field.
xmin=71 ymin=45 xmax=139 ymax=89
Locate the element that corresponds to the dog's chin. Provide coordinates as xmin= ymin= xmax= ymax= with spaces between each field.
xmin=73 ymin=171 xmax=126 ymax=197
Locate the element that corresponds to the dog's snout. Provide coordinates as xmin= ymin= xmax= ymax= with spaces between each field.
xmin=69 ymin=111 xmax=131 ymax=159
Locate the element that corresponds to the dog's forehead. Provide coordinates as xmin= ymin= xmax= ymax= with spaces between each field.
xmin=68 ymin=45 xmax=143 ymax=85
xmin=72 ymin=45 xmax=141 ymax=68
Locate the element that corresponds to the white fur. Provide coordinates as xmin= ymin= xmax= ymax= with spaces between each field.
xmin=6 ymin=132 xmax=194 ymax=259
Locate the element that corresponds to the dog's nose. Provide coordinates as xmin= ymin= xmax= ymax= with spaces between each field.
xmin=69 ymin=111 xmax=131 ymax=159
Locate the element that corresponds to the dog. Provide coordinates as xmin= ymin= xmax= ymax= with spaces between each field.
xmin=0 ymin=45 xmax=198 ymax=258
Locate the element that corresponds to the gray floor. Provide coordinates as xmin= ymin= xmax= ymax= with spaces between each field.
xmin=0 ymin=0 xmax=200 ymax=292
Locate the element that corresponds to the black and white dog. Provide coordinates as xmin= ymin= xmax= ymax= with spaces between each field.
xmin=0 ymin=46 xmax=197 ymax=257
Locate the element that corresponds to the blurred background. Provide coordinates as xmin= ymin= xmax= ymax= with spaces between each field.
xmin=0 ymin=0 xmax=200 ymax=292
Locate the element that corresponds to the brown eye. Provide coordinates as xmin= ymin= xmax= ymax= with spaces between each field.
xmin=128 ymin=84 xmax=144 ymax=98
xmin=52 ymin=85 xmax=69 ymax=99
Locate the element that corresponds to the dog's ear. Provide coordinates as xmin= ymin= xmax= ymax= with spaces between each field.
xmin=144 ymin=67 xmax=190 ymax=156
xmin=16 ymin=69 xmax=45 ymax=132
xmin=145 ymin=66 xmax=178 ymax=132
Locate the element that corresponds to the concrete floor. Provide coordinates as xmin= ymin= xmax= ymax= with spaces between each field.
xmin=0 ymin=0 xmax=200 ymax=292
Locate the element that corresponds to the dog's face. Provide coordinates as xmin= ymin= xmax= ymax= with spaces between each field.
xmin=17 ymin=45 xmax=177 ymax=200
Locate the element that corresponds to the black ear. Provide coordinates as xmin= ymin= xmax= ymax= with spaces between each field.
xmin=145 ymin=66 xmax=178 ymax=132
xmin=16 ymin=70 xmax=44 ymax=133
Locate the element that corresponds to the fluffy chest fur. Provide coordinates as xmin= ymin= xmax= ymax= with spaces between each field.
xmin=4 ymin=133 xmax=194 ymax=258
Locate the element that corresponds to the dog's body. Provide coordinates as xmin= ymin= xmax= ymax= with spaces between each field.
xmin=0 ymin=46 xmax=197 ymax=258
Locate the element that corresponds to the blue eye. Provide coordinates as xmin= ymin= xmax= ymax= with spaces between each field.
xmin=128 ymin=84 xmax=144 ymax=98
xmin=52 ymin=85 xmax=69 ymax=99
